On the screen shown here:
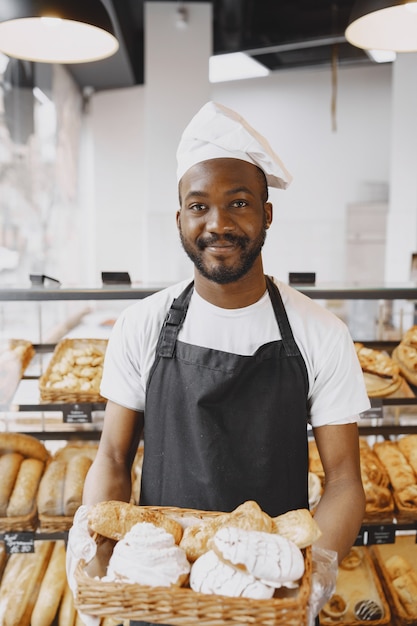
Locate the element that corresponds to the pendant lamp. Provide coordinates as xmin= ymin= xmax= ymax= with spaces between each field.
xmin=345 ymin=0 xmax=417 ymax=51
xmin=0 ymin=0 xmax=119 ymax=64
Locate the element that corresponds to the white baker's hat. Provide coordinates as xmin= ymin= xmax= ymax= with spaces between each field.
xmin=176 ymin=101 xmax=292 ymax=189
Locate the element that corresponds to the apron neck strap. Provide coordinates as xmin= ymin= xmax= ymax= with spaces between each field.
xmin=157 ymin=281 xmax=194 ymax=357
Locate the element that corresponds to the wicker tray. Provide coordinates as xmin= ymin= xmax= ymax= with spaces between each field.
xmin=38 ymin=514 xmax=74 ymax=532
xmin=75 ymin=506 xmax=312 ymax=626
xmin=370 ymin=537 xmax=417 ymax=626
xmin=39 ymin=338 xmax=108 ymax=403
xmin=0 ymin=505 xmax=38 ymax=532
xmin=319 ymin=547 xmax=391 ymax=625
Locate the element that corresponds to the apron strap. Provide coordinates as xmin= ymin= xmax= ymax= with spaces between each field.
xmin=156 ymin=281 xmax=194 ymax=358
xmin=265 ymin=276 xmax=301 ymax=358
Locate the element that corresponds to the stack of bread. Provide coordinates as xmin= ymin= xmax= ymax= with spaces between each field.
xmin=86 ymin=499 xmax=321 ymax=601
xmin=354 ymin=343 xmax=404 ymax=397
xmin=373 ymin=438 xmax=417 ymax=519
xmin=359 ymin=439 xmax=394 ymax=521
xmin=0 ymin=433 xmax=50 ymax=530
xmin=39 ymin=338 xmax=107 ymax=401
xmin=392 ymin=325 xmax=417 ymax=387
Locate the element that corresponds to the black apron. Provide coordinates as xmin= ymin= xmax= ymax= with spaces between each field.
xmin=132 ymin=276 xmax=312 ymax=626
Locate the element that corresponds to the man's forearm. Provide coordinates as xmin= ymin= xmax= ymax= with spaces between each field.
xmin=313 ymin=477 xmax=365 ymax=562
xmin=82 ymin=454 xmax=133 ymax=506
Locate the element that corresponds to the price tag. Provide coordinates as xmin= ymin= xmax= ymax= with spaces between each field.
xmin=63 ymin=403 xmax=92 ymax=424
xmin=367 ymin=524 xmax=396 ymax=545
xmin=4 ymin=532 xmax=35 ymax=554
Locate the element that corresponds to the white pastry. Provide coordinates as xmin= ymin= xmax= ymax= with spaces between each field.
xmin=212 ymin=526 xmax=305 ymax=588
xmin=106 ymin=522 xmax=190 ymax=586
xmin=190 ymin=550 xmax=274 ymax=599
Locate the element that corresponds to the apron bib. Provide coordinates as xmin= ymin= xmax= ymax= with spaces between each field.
xmin=132 ymin=276 xmax=311 ymax=626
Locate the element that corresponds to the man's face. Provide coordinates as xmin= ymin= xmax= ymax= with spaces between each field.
xmin=177 ymin=158 xmax=272 ymax=285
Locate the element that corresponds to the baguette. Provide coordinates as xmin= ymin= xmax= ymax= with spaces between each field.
xmin=0 ymin=432 xmax=50 ymax=462
xmin=63 ymin=455 xmax=92 ymax=516
xmin=0 ymin=452 xmax=23 ymax=516
xmin=31 ymin=540 xmax=67 ymax=626
xmin=58 ymin=583 xmax=76 ymax=626
xmin=87 ymin=500 xmax=183 ymax=543
xmin=0 ymin=540 xmax=53 ymax=626
xmin=37 ymin=459 xmax=67 ymax=516
xmin=7 ymin=457 xmax=44 ymax=517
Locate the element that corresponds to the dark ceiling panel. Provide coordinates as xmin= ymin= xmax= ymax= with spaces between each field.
xmin=54 ymin=0 xmax=373 ymax=91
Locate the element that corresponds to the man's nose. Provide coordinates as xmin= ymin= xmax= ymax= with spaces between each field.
xmin=206 ymin=207 xmax=234 ymax=232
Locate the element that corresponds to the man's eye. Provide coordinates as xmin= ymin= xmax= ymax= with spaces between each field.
xmin=189 ymin=204 xmax=206 ymax=211
xmin=232 ymin=200 xmax=248 ymax=208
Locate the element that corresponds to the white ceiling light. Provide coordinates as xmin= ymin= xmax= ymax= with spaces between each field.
xmin=0 ymin=1 xmax=119 ymax=64
xmin=346 ymin=1 xmax=417 ymax=52
xmin=366 ymin=49 xmax=397 ymax=62
xmin=209 ymin=52 xmax=270 ymax=83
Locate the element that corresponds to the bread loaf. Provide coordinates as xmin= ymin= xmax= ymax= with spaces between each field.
xmin=373 ymin=441 xmax=416 ymax=492
xmin=0 ymin=540 xmax=53 ymax=626
xmin=87 ymin=500 xmax=183 ymax=544
xmin=37 ymin=459 xmax=66 ymax=516
xmin=0 ymin=452 xmax=24 ymax=516
xmin=63 ymin=454 xmax=92 ymax=516
xmin=58 ymin=583 xmax=76 ymax=626
xmin=0 ymin=432 xmax=50 ymax=462
xmin=272 ymin=508 xmax=322 ymax=548
xmin=7 ymin=457 xmax=44 ymax=517
xmin=392 ymin=572 xmax=417 ymax=617
xmin=31 ymin=540 xmax=67 ymax=626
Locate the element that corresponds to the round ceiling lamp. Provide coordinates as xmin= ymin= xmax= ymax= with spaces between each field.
xmin=0 ymin=0 xmax=119 ymax=63
xmin=345 ymin=0 xmax=417 ymax=52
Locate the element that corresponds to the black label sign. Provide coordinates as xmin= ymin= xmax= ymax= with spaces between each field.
xmin=367 ymin=524 xmax=396 ymax=545
xmin=63 ymin=403 xmax=92 ymax=424
xmin=4 ymin=532 xmax=35 ymax=554
xmin=354 ymin=528 xmax=366 ymax=546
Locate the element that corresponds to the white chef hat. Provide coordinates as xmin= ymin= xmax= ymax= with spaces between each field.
xmin=176 ymin=101 xmax=292 ymax=189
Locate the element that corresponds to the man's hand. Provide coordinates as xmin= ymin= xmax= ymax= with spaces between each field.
xmin=307 ymin=545 xmax=338 ymax=626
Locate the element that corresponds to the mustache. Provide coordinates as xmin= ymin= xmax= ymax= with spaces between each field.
xmin=196 ymin=233 xmax=249 ymax=250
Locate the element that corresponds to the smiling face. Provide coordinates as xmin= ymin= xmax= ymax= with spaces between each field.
xmin=177 ymin=158 xmax=272 ymax=287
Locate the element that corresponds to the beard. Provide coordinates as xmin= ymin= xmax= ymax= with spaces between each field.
xmin=178 ymin=219 xmax=267 ymax=285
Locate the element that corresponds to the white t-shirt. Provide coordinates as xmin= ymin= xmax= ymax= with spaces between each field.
xmin=100 ymin=277 xmax=370 ymax=427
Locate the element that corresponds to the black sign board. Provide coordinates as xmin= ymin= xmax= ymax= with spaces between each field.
xmin=367 ymin=524 xmax=396 ymax=545
xmin=63 ymin=403 xmax=92 ymax=424
xmin=4 ymin=532 xmax=35 ymax=553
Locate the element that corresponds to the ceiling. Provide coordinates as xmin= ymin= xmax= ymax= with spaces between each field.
xmin=51 ymin=1 xmax=375 ymax=92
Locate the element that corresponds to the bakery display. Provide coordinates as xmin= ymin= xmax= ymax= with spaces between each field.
xmin=320 ymin=546 xmax=390 ymax=625
xmin=359 ymin=439 xmax=395 ymax=522
xmin=373 ymin=439 xmax=417 ymax=521
xmin=354 ymin=343 xmax=405 ymax=397
xmin=39 ymin=337 xmax=108 ymax=402
xmin=0 ymin=433 xmax=50 ymax=531
xmin=371 ymin=535 xmax=417 ymax=625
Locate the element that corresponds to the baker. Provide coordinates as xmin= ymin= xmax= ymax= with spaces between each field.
xmin=67 ymin=101 xmax=370 ymax=625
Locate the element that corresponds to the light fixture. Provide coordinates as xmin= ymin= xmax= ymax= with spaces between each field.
xmin=0 ymin=0 xmax=119 ymax=64
xmin=209 ymin=52 xmax=270 ymax=83
xmin=345 ymin=1 xmax=417 ymax=52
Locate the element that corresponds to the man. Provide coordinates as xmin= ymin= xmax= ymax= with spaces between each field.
xmin=68 ymin=101 xmax=370 ymax=626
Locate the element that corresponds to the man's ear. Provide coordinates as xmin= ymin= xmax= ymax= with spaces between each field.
xmin=176 ymin=210 xmax=181 ymax=228
xmin=265 ymin=202 xmax=273 ymax=229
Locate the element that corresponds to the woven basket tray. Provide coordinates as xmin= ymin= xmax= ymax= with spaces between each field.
xmin=39 ymin=338 xmax=108 ymax=403
xmin=370 ymin=537 xmax=417 ymax=626
xmin=0 ymin=505 xmax=38 ymax=532
xmin=38 ymin=514 xmax=74 ymax=532
xmin=75 ymin=506 xmax=312 ymax=626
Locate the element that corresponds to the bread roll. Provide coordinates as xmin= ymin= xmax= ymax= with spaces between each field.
xmin=7 ymin=457 xmax=44 ymax=517
xmin=180 ymin=500 xmax=273 ymax=562
xmin=87 ymin=500 xmax=183 ymax=544
xmin=392 ymin=572 xmax=417 ymax=616
xmin=58 ymin=583 xmax=76 ymax=626
xmin=373 ymin=441 xmax=416 ymax=491
xmin=37 ymin=459 xmax=66 ymax=516
xmin=63 ymin=455 xmax=92 ymax=516
xmin=31 ymin=540 xmax=67 ymax=626
xmin=386 ymin=554 xmax=412 ymax=579
xmin=0 ymin=452 xmax=23 ymax=516
xmin=0 ymin=540 xmax=53 ymax=626
xmin=272 ymin=508 xmax=322 ymax=548
xmin=0 ymin=432 xmax=50 ymax=462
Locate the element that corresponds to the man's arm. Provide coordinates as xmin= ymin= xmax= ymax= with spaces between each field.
xmin=312 ymin=422 xmax=365 ymax=562
xmin=83 ymin=400 xmax=144 ymax=506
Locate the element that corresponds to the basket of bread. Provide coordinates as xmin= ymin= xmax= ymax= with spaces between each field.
xmin=354 ymin=343 xmax=411 ymax=398
xmin=0 ymin=433 xmax=50 ymax=532
xmin=370 ymin=535 xmax=417 ymax=626
xmin=39 ymin=338 xmax=107 ymax=403
xmin=74 ymin=500 xmax=319 ymax=625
